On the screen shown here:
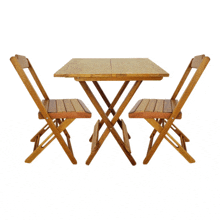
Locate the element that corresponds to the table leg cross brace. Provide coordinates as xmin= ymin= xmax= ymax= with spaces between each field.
xmin=80 ymin=81 xmax=142 ymax=165
xmin=89 ymin=81 xmax=131 ymax=141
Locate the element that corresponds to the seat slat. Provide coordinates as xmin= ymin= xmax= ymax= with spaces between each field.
xmin=145 ymin=99 xmax=157 ymax=112
xmin=78 ymin=99 xmax=91 ymax=113
xmin=163 ymin=100 xmax=172 ymax=113
xmin=42 ymin=100 xmax=49 ymax=112
xmin=171 ymin=99 xmax=178 ymax=111
xmin=129 ymin=99 xmax=182 ymax=119
xmin=48 ymin=100 xmax=57 ymax=113
xmin=154 ymin=99 xmax=163 ymax=112
xmin=64 ymin=99 xmax=75 ymax=112
xmin=39 ymin=99 xmax=91 ymax=119
xmin=57 ymin=100 xmax=66 ymax=113
xmin=129 ymin=99 xmax=143 ymax=113
xmin=136 ymin=99 xmax=150 ymax=112
xmin=71 ymin=99 xmax=84 ymax=112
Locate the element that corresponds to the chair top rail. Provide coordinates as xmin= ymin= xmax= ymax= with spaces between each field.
xmin=15 ymin=54 xmax=29 ymax=68
xmin=13 ymin=54 xmax=49 ymax=100
xmin=171 ymin=54 xmax=208 ymax=100
xmin=191 ymin=54 xmax=205 ymax=68
xmin=171 ymin=56 xmax=210 ymax=121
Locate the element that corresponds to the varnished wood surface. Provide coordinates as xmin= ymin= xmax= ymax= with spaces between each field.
xmin=38 ymin=99 xmax=91 ymax=119
xmin=129 ymin=99 xmax=182 ymax=119
xmin=15 ymin=54 xmax=29 ymax=68
xmin=191 ymin=55 xmax=205 ymax=68
xmin=54 ymin=58 xmax=169 ymax=80
xmin=140 ymin=55 xmax=210 ymax=164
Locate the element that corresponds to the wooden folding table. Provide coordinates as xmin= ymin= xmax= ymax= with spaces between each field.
xmin=54 ymin=58 xmax=169 ymax=165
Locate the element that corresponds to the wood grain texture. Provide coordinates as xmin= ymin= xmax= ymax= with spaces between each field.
xmin=70 ymin=99 xmax=84 ymax=112
xmin=129 ymin=99 xmax=182 ymax=119
xmin=74 ymin=76 xmax=164 ymax=81
xmin=143 ymin=56 xmax=210 ymax=164
xmin=121 ymin=120 xmax=131 ymax=153
xmin=191 ymin=55 xmax=205 ymax=68
xmin=163 ymin=100 xmax=172 ymax=113
xmin=91 ymin=120 xmax=100 ymax=152
xmin=54 ymin=58 xmax=169 ymax=80
xmin=48 ymin=100 xmax=57 ymax=113
xmin=129 ymin=99 xmax=143 ymax=113
xmin=145 ymin=99 xmax=157 ymax=112
xmin=77 ymin=99 xmax=91 ymax=113
xmin=28 ymin=60 xmax=49 ymax=100
xmin=10 ymin=56 xmax=77 ymax=164
xmin=39 ymin=99 xmax=91 ymax=119
xmin=154 ymin=99 xmax=163 ymax=112
xmin=135 ymin=99 xmax=150 ymax=112
xmin=64 ymin=99 xmax=75 ymax=112
xmin=57 ymin=100 xmax=66 ymax=113
xmin=80 ymin=81 xmax=141 ymax=165
xmin=15 ymin=54 xmax=29 ymax=68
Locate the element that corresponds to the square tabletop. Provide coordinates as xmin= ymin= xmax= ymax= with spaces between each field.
xmin=54 ymin=58 xmax=169 ymax=81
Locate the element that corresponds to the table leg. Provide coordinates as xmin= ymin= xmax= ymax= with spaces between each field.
xmin=89 ymin=81 xmax=131 ymax=141
xmin=79 ymin=80 xmax=142 ymax=165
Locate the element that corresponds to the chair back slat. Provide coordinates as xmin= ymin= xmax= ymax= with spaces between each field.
xmin=10 ymin=56 xmax=50 ymax=120
xmin=170 ymin=56 xmax=210 ymax=121
xmin=12 ymin=55 xmax=49 ymax=100
xmin=171 ymin=55 xmax=208 ymax=100
xmin=15 ymin=54 xmax=29 ymax=68
xmin=191 ymin=54 xmax=205 ymax=68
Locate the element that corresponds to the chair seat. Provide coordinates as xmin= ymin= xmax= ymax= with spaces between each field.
xmin=129 ymin=99 xmax=182 ymax=119
xmin=39 ymin=99 xmax=91 ymax=119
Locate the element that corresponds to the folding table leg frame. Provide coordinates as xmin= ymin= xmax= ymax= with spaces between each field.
xmin=25 ymin=118 xmax=77 ymax=164
xmin=89 ymin=81 xmax=131 ymax=141
xmin=79 ymin=80 xmax=142 ymax=165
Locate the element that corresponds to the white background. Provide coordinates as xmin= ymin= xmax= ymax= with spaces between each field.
xmin=1 ymin=0 xmax=219 ymax=219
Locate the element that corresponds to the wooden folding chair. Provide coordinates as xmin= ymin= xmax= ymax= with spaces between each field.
xmin=129 ymin=55 xmax=210 ymax=164
xmin=10 ymin=55 xmax=91 ymax=164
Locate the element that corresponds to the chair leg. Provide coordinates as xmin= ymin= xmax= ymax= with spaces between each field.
xmin=25 ymin=119 xmax=76 ymax=164
xmin=30 ymin=121 xmax=55 ymax=142
xmin=143 ymin=118 xmax=195 ymax=164
xmin=164 ymin=119 xmax=190 ymax=142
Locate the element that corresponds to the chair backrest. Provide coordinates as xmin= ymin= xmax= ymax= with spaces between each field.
xmin=12 ymin=55 xmax=49 ymax=100
xmin=10 ymin=55 xmax=50 ymax=119
xmin=170 ymin=55 xmax=210 ymax=120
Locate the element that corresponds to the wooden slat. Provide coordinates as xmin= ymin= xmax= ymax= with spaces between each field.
xmin=171 ymin=99 xmax=178 ymax=111
xmin=154 ymin=99 xmax=164 ymax=112
xmin=57 ymin=100 xmax=66 ymax=113
xmin=121 ymin=120 xmax=131 ymax=153
xmin=145 ymin=99 xmax=157 ymax=112
xmin=15 ymin=54 xmax=29 ymax=68
xmin=77 ymin=99 xmax=91 ymax=113
xmin=91 ymin=120 xmax=100 ymax=152
xmin=42 ymin=100 xmax=49 ymax=112
xmin=136 ymin=99 xmax=150 ymax=112
xmin=163 ymin=100 xmax=172 ymax=112
xmin=63 ymin=99 xmax=75 ymax=112
xmin=191 ymin=55 xmax=205 ymax=68
xmin=129 ymin=99 xmax=143 ymax=113
xmin=70 ymin=99 xmax=84 ymax=112
xmin=48 ymin=100 xmax=57 ymax=113
xmin=28 ymin=61 xmax=49 ymax=100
